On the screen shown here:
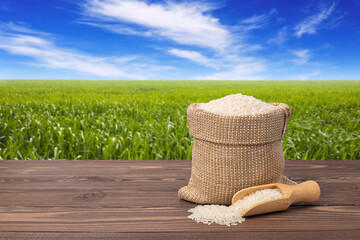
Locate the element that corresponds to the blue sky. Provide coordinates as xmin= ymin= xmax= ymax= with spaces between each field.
xmin=0 ymin=0 xmax=359 ymax=80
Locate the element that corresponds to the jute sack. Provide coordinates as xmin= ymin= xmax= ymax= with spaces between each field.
xmin=178 ymin=102 xmax=297 ymax=205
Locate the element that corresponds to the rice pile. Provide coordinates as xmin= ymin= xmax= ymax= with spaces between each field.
xmin=198 ymin=93 xmax=279 ymax=116
xmin=188 ymin=188 xmax=283 ymax=226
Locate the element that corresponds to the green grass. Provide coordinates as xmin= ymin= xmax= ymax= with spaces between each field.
xmin=0 ymin=80 xmax=359 ymax=160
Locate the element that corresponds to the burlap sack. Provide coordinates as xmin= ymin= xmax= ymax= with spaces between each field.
xmin=178 ymin=102 xmax=297 ymax=205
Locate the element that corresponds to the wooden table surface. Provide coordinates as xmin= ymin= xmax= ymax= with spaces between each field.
xmin=0 ymin=160 xmax=359 ymax=239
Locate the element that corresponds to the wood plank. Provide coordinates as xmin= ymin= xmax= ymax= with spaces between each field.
xmin=0 ymin=161 xmax=359 ymax=207
xmin=0 ymin=160 xmax=359 ymax=238
xmin=0 ymin=177 xmax=358 ymax=208
xmin=0 ymin=206 xmax=359 ymax=232
xmin=2 ymin=231 xmax=360 ymax=240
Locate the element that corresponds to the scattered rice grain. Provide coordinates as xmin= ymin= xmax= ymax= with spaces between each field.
xmin=188 ymin=188 xmax=283 ymax=226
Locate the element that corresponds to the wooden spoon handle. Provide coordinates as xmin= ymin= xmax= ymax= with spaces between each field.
xmin=289 ymin=180 xmax=321 ymax=204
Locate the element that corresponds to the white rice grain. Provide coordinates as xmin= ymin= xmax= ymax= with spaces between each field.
xmin=188 ymin=188 xmax=283 ymax=226
xmin=198 ymin=93 xmax=279 ymax=116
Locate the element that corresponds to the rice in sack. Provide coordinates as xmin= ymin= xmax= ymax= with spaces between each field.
xmin=178 ymin=94 xmax=296 ymax=205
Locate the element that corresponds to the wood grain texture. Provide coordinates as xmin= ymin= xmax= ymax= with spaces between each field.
xmin=0 ymin=160 xmax=359 ymax=239
xmin=2 ymin=231 xmax=360 ymax=240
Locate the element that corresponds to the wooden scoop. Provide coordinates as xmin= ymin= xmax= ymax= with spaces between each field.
xmin=231 ymin=181 xmax=320 ymax=217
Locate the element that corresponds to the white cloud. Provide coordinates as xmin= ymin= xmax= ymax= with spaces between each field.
xmin=0 ymin=23 xmax=170 ymax=79
xmin=268 ymin=27 xmax=288 ymax=45
xmin=0 ymin=36 xmax=127 ymax=77
xmin=238 ymin=8 xmax=277 ymax=31
xmin=194 ymin=58 xmax=266 ymax=80
xmin=167 ymin=48 xmax=215 ymax=68
xmin=296 ymin=69 xmax=321 ymax=80
xmin=0 ymin=22 xmax=50 ymax=37
xmin=291 ymin=49 xmax=312 ymax=65
xmin=294 ymin=2 xmax=336 ymax=37
xmin=79 ymin=21 xmax=153 ymax=37
xmin=81 ymin=0 xmax=231 ymax=52
xmin=78 ymin=1 xmax=277 ymax=80
xmin=326 ymin=12 xmax=346 ymax=29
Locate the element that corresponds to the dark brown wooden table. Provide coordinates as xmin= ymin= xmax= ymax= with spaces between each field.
xmin=0 ymin=160 xmax=359 ymax=239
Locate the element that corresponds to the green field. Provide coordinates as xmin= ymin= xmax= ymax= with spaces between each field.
xmin=0 ymin=80 xmax=359 ymax=160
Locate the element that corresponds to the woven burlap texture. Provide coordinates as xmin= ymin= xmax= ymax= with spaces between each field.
xmin=178 ymin=102 xmax=297 ymax=205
